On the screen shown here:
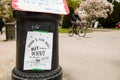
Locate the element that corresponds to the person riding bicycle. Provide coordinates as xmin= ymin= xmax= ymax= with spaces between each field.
xmin=71 ymin=9 xmax=81 ymax=34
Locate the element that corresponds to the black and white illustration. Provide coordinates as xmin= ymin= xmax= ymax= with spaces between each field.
xmin=24 ymin=31 xmax=53 ymax=70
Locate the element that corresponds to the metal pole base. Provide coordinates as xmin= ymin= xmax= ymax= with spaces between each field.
xmin=12 ymin=66 xmax=62 ymax=80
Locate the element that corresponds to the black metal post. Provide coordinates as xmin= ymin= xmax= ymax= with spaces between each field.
xmin=12 ymin=10 xmax=62 ymax=80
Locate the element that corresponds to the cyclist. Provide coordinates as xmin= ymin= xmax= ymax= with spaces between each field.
xmin=71 ymin=9 xmax=81 ymax=34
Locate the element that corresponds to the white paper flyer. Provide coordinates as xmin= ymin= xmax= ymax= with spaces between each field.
xmin=24 ymin=31 xmax=53 ymax=70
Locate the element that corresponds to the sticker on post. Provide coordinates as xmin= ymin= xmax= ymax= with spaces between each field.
xmin=11 ymin=0 xmax=70 ymax=15
xmin=24 ymin=31 xmax=53 ymax=70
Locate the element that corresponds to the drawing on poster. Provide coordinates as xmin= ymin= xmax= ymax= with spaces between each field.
xmin=24 ymin=31 xmax=53 ymax=70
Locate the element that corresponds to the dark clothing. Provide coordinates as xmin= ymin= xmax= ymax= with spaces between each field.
xmin=71 ymin=13 xmax=81 ymax=28
xmin=70 ymin=13 xmax=81 ymax=35
xmin=71 ymin=13 xmax=81 ymax=22
xmin=0 ymin=19 xmax=4 ymax=34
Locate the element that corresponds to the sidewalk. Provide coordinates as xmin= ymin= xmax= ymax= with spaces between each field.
xmin=0 ymin=39 xmax=16 ymax=80
xmin=0 ymin=30 xmax=120 ymax=80
xmin=59 ymin=30 xmax=120 ymax=80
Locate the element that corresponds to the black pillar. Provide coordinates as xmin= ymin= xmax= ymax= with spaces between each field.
xmin=12 ymin=10 xmax=62 ymax=80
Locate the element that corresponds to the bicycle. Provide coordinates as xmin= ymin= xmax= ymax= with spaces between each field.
xmin=68 ymin=21 xmax=87 ymax=37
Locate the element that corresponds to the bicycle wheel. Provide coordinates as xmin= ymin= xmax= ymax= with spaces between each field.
xmin=68 ymin=27 xmax=74 ymax=37
xmin=78 ymin=26 xmax=87 ymax=37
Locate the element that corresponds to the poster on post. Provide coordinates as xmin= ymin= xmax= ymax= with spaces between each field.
xmin=24 ymin=31 xmax=53 ymax=70
xmin=12 ymin=0 xmax=69 ymax=15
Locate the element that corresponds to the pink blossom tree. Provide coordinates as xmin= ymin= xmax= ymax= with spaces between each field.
xmin=77 ymin=0 xmax=114 ymax=27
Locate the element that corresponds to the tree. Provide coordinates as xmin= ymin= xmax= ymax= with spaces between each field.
xmin=62 ymin=0 xmax=82 ymax=28
xmin=0 ymin=0 xmax=15 ymax=40
xmin=66 ymin=0 xmax=82 ymax=10
xmin=62 ymin=6 xmax=74 ymax=28
xmin=77 ymin=0 xmax=114 ymax=27
xmin=99 ymin=0 xmax=120 ymax=28
xmin=0 ymin=0 xmax=14 ymax=22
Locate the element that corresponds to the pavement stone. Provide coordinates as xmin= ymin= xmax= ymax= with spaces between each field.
xmin=0 ymin=40 xmax=15 ymax=80
xmin=0 ymin=29 xmax=120 ymax=80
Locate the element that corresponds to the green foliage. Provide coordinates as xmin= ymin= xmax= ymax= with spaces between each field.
xmin=66 ymin=0 xmax=82 ymax=10
xmin=62 ymin=6 xmax=74 ymax=28
xmin=58 ymin=27 xmax=69 ymax=33
xmin=0 ymin=0 xmax=14 ymax=22
xmin=61 ymin=0 xmax=82 ymax=28
xmin=99 ymin=0 xmax=120 ymax=28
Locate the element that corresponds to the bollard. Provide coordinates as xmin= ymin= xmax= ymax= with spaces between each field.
xmin=5 ymin=23 xmax=15 ymax=40
xmin=12 ymin=10 xmax=62 ymax=80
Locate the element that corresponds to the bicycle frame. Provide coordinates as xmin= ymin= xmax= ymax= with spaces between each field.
xmin=68 ymin=21 xmax=87 ymax=37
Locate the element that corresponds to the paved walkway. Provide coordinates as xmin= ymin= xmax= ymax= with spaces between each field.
xmin=0 ymin=29 xmax=120 ymax=80
xmin=0 ymin=40 xmax=15 ymax=80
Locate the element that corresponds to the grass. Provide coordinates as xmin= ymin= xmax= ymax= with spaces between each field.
xmin=58 ymin=27 xmax=68 ymax=33
xmin=58 ymin=27 xmax=93 ymax=33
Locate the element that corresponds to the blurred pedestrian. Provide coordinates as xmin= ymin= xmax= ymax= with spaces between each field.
xmin=0 ymin=18 xmax=4 ymax=34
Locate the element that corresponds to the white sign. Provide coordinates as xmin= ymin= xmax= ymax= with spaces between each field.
xmin=24 ymin=31 xmax=53 ymax=70
xmin=12 ymin=0 xmax=70 ymax=15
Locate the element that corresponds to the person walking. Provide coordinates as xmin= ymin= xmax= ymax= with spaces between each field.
xmin=0 ymin=18 xmax=4 ymax=34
